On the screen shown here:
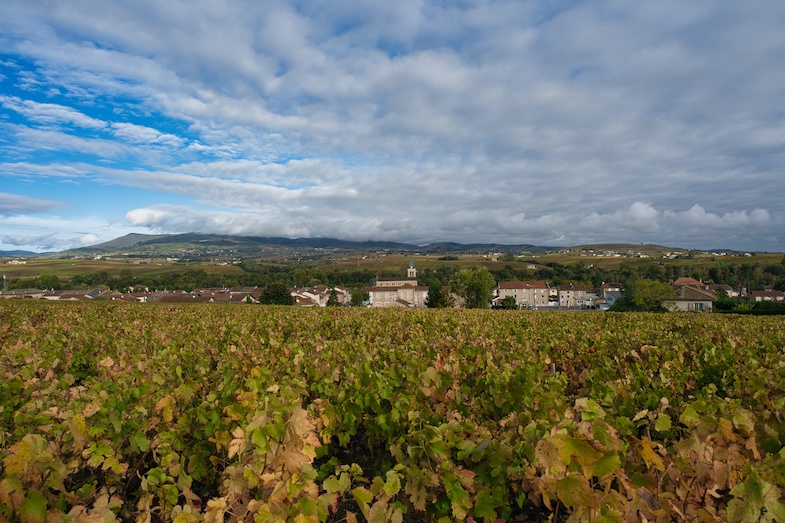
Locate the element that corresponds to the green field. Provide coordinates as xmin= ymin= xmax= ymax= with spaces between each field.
xmin=1 ymin=302 xmax=784 ymax=522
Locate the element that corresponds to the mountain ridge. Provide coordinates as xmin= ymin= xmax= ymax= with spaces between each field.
xmin=48 ymin=232 xmax=549 ymax=259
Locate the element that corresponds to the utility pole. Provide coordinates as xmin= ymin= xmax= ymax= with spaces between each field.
xmin=2 ymin=274 xmax=7 ymax=294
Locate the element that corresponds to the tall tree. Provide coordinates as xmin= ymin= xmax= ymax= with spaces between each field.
xmin=451 ymin=267 xmax=496 ymax=309
xmin=259 ymin=282 xmax=293 ymax=305
xmin=425 ymin=280 xmax=443 ymax=308
xmin=610 ymin=279 xmax=675 ymax=312
xmin=351 ymin=290 xmax=369 ymax=307
xmin=327 ymin=288 xmax=339 ymax=306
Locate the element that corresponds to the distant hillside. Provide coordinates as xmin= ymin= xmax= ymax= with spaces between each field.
xmin=0 ymin=250 xmax=41 ymax=258
xmin=419 ymin=242 xmax=544 ymax=254
xmin=50 ymin=233 xmax=551 ymax=260
xmin=93 ymin=233 xmax=168 ymax=250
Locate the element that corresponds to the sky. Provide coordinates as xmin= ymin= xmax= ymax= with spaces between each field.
xmin=1 ymin=1 xmax=784 ymax=253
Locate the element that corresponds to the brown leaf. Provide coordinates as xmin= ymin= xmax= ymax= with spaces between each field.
xmin=282 ymin=446 xmax=310 ymax=473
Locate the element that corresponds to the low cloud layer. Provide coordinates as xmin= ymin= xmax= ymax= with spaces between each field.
xmin=1 ymin=1 xmax=783 ymax=252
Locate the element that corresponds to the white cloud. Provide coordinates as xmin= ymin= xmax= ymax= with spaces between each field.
xmin=0 ymin=95 xmax=106 ymax=129
xmin=79 ymin=233 xmax=100 ymax=245
xmin=110 ymin=122 xmax=185 ymax=147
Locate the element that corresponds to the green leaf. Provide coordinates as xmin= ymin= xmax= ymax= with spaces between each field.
xmin=426 ymin=440 xmax=450 ymax=461
xmin=679 ymin=403 xmax=700 ymax=426
xmin=456 ymin=439 xmax=477 ymax=460
xmin=323 ymin=476 xmax=342 ymax=494
xmin=383 ymin=471 xmax=401 ymax=497
xmin=555 ymin=474 xmax=594 ymax=508
xmin=576 ymin=398 xmax=606 ymax=420
xmin=130 ymin=431 xmax=150 ymax=453
xmin=473 ymin=487 xmax=503 ymax=520
xmin=19 ymin=490 xmax=47 ymax=523
xmin=654 ymin=413 xmax=672 ymax=432
xmin=732 ymin=408 xmax=755 ymax=435
xmin=592 ymin=451 xmax=621 ymax=478
xmin=352 ymin=486 xmax=373 ymax=505
xmin=556 ymin=435 xmax=602 ymax=467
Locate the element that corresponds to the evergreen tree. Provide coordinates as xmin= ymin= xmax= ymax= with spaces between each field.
xmin=425 ymin=280 xmax=443 ymax=308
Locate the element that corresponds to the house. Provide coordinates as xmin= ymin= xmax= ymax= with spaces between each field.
xmin=496 ymin=280 xmax=550 ymax=309
xmin=367 ymin=260 xmax=429 ymax=307
xmin=751 ymin=290 xmax=785 ymax=302
xmin=291 ymin=293 xmax=319 ymax=306
xmin=669 ymin=279 xmax=715 ymax=311
xmin=557 ymin=284 xmax=588 ymax=308
xmin=290 ymin=285 xmax=352 ymax=306
xmin=0 ymin=288 xmax=43 ymax=299
xmin=41 ymin=289 xmax=101 ymax=301
xmin=706 ymin=284 xmax=738 ymax=298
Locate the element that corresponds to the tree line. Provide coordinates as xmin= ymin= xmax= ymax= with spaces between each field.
xmin=6 ymin=257 xmax=785 ymax=299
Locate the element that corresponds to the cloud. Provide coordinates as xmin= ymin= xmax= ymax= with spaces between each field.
xmin=1 ymin=232 xmax=94 ymax=251
xmin=0 ymin=1 xmax=784 ymax=251
xmin=78 ymin=233 xmax=100 ymax=245
xmin=123 ymin=200 xmax=779 ymax=250
xmin=110 ymin=122 xmax=186 ymax=147
xmin=0 ymin=192 xmax=61 ymax=215
xmin=0 ymin=95 xmax=106 ymax=129
xmin=663 ymin=204 xmax=770 ymax=230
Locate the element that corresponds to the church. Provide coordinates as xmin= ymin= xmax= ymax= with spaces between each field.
xmin=365 ymin=259 xmax=429 ymax=307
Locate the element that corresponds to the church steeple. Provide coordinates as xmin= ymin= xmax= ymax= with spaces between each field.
xmin=407 ymin=257 xmax=416 ymax=279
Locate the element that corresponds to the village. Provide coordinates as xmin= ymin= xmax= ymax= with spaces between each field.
xmin=2 ymin=259 xmax=783 ymax=311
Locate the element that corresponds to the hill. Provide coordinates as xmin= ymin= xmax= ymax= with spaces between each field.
xmin=0 ymin=250 xmax=42 ymax=258
xmin=50 ymin=233 xmax=552 ymax=261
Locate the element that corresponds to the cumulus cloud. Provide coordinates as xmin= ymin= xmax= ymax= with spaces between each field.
xmin=78 ymin=233 xmax=100 ymax=245
xmin=663 ymin=204 xmax=770 ymax=229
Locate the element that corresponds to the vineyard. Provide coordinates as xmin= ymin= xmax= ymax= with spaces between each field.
xmin=1 ymin=302 xmax=784 ymax=522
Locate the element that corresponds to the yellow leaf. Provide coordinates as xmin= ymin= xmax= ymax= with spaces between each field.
xmin=0 ymin=476 xmax=25 ymax=510
xmin=4 ymin=434 xmax=47 ymax=479
xmin=227 ymin=427 xmax=246 ymax=459
xmin=717 ymin=418 xmax=737 ymax=442
xmin=68 ymin=414 xmax=88 ymax=451
xmin=367 ymin=500 xmax=389 ymax=523
xmin=639 ymin=438 xmax=665 ymax=472
xmin=294 ymin=513 xmax=317 ymax=523
xmin=154 ymin=395 xmax=176 ymax=423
